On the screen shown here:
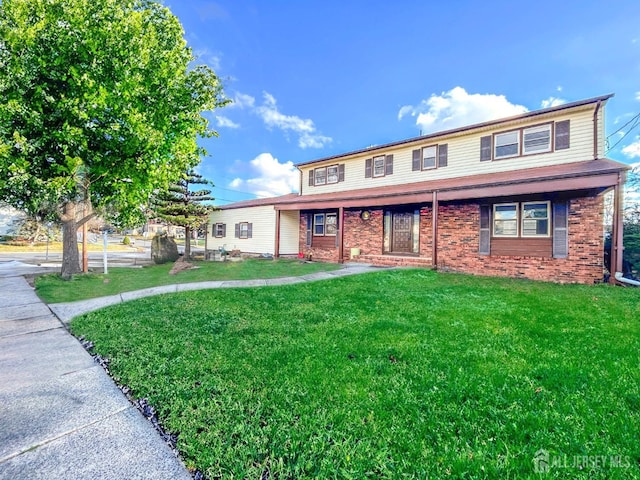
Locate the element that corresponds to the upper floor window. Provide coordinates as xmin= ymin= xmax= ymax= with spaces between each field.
xmin=481 ymin=121 xmax=568 ymax=162
xmin=365 ymin=155 xmax=393 ymax=178
xmin=309 ymin=164 xmax=344 ymax=187
xmin=494 ymin=131 xmax=519 ymax=159
xmin=373 ymin=156 xmax=386 ymax=177
xmin=412 ymin=144 xmax=448 ymax=171
xmin=314 ymin=167 xmax=326 ymax=185
xmin=523 ymin=124 xmax=551 ymax=154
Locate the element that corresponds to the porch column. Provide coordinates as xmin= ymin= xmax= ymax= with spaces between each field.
xmin=432 ymin=191 xmax=438 ymax=269
xmin=610 ymin=172 xmax=625 ymax=283
xmin=338 ymin=206 xmax=344 ymax=263
xmin=274 ymin=209 xmax=281 ymax=259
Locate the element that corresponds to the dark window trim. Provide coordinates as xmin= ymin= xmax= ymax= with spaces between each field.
xmin=491 ymin=201 xmax=551 ymax=238
xmin=213 ymin=222 xmax=226 ymax=238
xmin=236 ymin=221 xmax=252 ymax=239
xmin=310 ymin=164 xmax=345 ymax=187
xmin=487 ymin=121 xmax=558 ymax=162
xmin=412 ymin=144 xmax=448 ymax=171
xmin=366 ymin=155 xmax=393 ymax=178
xmin=313 ymin=211 xmax=338 ymax=237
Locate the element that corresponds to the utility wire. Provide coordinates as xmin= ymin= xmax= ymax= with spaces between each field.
xmin=606 ymin=112 xmax=640 ymax=154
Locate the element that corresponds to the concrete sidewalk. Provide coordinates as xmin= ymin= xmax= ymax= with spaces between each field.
xmin=0 ymin=263 xmax=381 ymax=479
xmin=49 ymin=263 xmax=381 ymax=325
xmin=0 ymin=276 xmax=192 ymax=480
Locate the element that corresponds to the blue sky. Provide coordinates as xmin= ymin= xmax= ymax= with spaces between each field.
xmin=165 ymin=0 xmax=640 ymax=205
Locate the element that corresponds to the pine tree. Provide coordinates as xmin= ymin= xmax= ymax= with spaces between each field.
xmin=152 ymin=171 xmax=215 ymax=259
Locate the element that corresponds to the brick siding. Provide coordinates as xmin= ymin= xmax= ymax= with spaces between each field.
xmin=298 ymin=195 xmax=604 ymax=284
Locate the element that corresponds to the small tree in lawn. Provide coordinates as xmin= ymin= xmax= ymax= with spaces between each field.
xmin=152 ymin=170 xmax=215 ymax=259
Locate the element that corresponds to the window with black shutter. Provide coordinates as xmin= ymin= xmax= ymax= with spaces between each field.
xmin=555 ymin=120 xmax=570 ymax=150
xmin=552 ymin=201 xmax=569 ymax=258
xmin=479 ymin=205 xmax=491 ymax=255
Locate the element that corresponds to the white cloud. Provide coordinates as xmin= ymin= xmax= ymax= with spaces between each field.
xmin=541 ymin=96 xmax=566 ymax=108
xmin=255 ymin=92 xmax=332 ymax=149
xmin=635 ymin=91 xmax=640 ymax=101
xmin=398 ymin=87 xmax=528 ymax=134
xmin=622 ymin=139 xmax=640 ymax=158
xmin=215 ymin=116 xmax=240 ymax=129
xmin=229 ymin=153 xmax=299 ymax=198
xmin=228 ymin=92 xmax=256 ymax=109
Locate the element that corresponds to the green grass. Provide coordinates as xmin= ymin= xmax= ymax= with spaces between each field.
xmin=35 ymin=259 xmax=341 ymax=303
xmin=69 ymin=270 xmax=640 ymax=479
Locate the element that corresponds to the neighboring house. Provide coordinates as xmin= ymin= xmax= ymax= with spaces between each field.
xmin=208 ymin=94 xmax=629 ymax=284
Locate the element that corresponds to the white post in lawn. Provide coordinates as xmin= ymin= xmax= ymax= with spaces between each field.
xmin=103 ymin=230 xmax=108 ymax=275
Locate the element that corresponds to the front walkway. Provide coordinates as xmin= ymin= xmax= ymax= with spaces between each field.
xmin=49 ymin=263 xmax=381 ymax=324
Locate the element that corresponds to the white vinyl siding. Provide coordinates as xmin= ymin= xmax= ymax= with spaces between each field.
xmin=299 ymin=107 xmax=597 ymax=196
xmin=207 ymin=205 xmax=279 ymax=254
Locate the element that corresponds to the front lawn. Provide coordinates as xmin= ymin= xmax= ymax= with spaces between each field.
xmin=70 ymin=270 xmax=640 ymax=479
xmin=35 ymin=258 xmax=341 ymax=303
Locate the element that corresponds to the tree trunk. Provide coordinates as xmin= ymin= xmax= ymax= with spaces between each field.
xmin=61 ymin=217 xmax=81 ymax=280
xmin=184 ymin=226 xmax=191 ymax=260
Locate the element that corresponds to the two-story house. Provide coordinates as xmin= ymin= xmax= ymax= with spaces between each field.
xmin=207 ymin=94 xmax=629 ymax=284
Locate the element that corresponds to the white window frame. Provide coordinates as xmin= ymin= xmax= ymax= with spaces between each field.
xmin=493 ymin=203 xmax=519 ymax=237
xmin=373 ymin=155 xmax=386 ymax=177
xmin=214 ymin=223 xmax=225 ymax=238
xmin=494 ymin=131 xmax=520 ymax=159
xmin=326 ymin=165 xmax=339 ymax=184
xmin=313 ymin=212 xmax=337 ymax=236
xmin=521 ymin=201 xmax=551 ymax=237
xmin=239 ymin=222 xmax=249 ymax=239
xmin=523 ymin=123 xmax=552 ymax=155
xmin=314 ymin=167 xmax=327 ymax=186
xmin=422 ymin=145 xmax=437 ymax=170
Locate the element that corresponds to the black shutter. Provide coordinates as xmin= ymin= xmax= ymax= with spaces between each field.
xmin=234 ymin=223 xmax=240 ymax=238
xmin=305 ymin=214 xmax=312 ymax=247
xmin=438 ymin=144 xmax=448 ymax=167
xmin=247 ymin=223 xmax=253 ymax=239
xmin=338 ymin=164 xmax=345 ymax=182
xmin=480 ymin=136 xmax=492 ymax=161
xmin=365 ymin=158 xmax=372 ymax=178
xmin=412 ymin=149 xmax=421 ymax=171
xmin=552 ymin=201 xmax=569 ymax=258
xmin=212 ymin=224 xmax=216 ymax=237
xmin=309 ymin=169 xmax=314 ymax=186
xmin=555 ymin=120 xmax=570 ymax=150
xmin=385 ymin=154 xmax=393 ymax=175
xmin=479 ymin=205 xmax=491 ymax=255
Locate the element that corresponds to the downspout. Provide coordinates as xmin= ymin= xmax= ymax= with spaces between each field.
xmin=614 ymin=272 xmax=640 ymax=286
xmin=274 ymin=208 xmax=281 ymax=259
xmin=611 ymin=171 xmax=626 ymax=284
xmin=593 ymin=100 xmax=602 ymax=160
xmin=432 ymin=191 xmax=438 ymax=269
xmin=296 ymin=166 xmax=303 ymax=196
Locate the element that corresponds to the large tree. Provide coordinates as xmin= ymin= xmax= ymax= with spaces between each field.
xmin=151 ymin=170 xmax=215 ymax=260
xmin=0 ymin=0 xmax=227 ymax=278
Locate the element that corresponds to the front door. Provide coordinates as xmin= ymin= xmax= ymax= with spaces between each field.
xmin=391 ymin=212 xmax=413 ymax=253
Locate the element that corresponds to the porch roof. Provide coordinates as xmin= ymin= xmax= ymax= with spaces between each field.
xmin=273 ymin=158 xmax=629 ymax=211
